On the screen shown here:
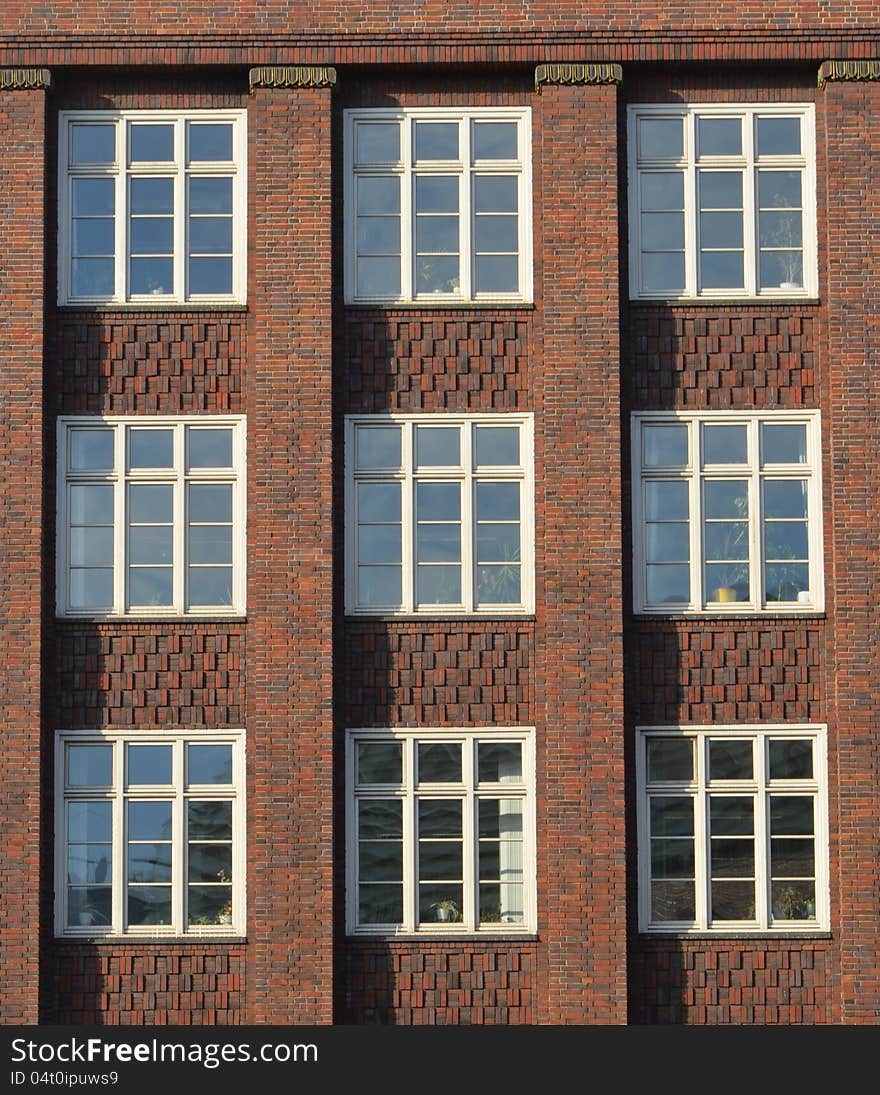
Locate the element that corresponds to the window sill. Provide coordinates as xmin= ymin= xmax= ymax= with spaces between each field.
xmin=56 ymin=615 xmax=247 ymax=625
xmin=639 ymin=931 xmax=831 ymax=940
xmin=629 ymin=297 xmax=820 ymax=308
xmin=55 ymin=935 xmax=248 ymax=945
xmin=345 ymin=301 xmax=535 ymax=311
xmin=347 ymin=933 xmax=539 ymax=943
xmin=345 ymin=613 xmax=536 ymax=622
xmin=633 ymin=610 xmax=825 ymax=621
xmin=56 ymin=303 xmax=249 ymax=313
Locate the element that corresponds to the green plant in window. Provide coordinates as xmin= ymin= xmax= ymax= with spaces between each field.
xmin=774 ymin=885 xmax=815 ymax=920
xmin=477 ymin=544 xmax=521 ymax=605
xmin=430 ymin=898 xmax=461 ymax=923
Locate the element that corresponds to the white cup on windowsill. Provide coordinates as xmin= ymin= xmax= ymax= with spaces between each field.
xmin=797 ymin=589 xmax=811 ymax=603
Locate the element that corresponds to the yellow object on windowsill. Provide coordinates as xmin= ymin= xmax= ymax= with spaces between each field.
xmin=712 ymin=587 xmax=737 ymax=603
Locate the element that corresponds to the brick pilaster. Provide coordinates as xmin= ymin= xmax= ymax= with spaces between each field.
xmin=534 ymin=65 xmax=627 ymax=1023
xmin=0 ymin=66 xmax=49 ymax=1024
xmin=246 ymin=66 xmax=336 ymax=1023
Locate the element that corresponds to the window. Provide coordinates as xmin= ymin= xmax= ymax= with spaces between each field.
xmin=344 ymin=108 xmax=532 ymax=303
xmin=345 ymin=414 xmax=534 ymax=615
xmin=628 ymin=104 xmax=816 ymax=299
xmin=56 ymin=416 xmax=246 ymax=617
xmin=58 ymin=110 xmax=246 ymax=304
xmin=346 ymin=728 xmax=536 ymax=935
xmin=636 ymin=725 xmax=829 ymax=933
xmin=631 ymin=411 xmax=823 ymax=614
xmin=55 ymin=730 xmax=245 ymax=937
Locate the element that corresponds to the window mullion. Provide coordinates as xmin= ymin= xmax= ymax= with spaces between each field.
xmin=749 ymin=420 xmax=762 ymax=609
xmin=114 ymin=425 xmax=127 ymax=614
xmin=113 ymin=740 xmax=125 ymax=934
xmin=175 ymin=739 xmax=186 ymax=934
xmin=462 ymin=424 xmax=474 ymax=612
xmin=177 ymin=119 xmax=187 ymax=304
xmin=402 ymin=423 xmax=415 ymax=613
xmin=463 ymin=738 xmax=476 ymax=931
xmin=405 ymin=738 xmax=416 ymax=931
xmin=755 ymin=734 xmax=770 ymax=930
xmin=175 ymin=423 xmax=187 ymax=614
xmin=685 ymin=112 xmax=698 ymax=297
xmin=691 ymin=426 xmax=703 ymax=610
xmin=696 ymin=735 xmax=709 ymax=930
xmin=401 ymin=119 xmax=413 ymax=302
xmin=460 ymin=119 xmax=472 ymax=300
xmin=116 ymin=121 xmax=127 ymax=303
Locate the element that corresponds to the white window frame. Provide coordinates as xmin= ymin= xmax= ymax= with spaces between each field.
xmin=631 ymin=410 xmax=824 ymax=615
xmin=55 ymin=729 xmax=246 ymax=939
xmin=343 ymin=107 xmax=533 ymax=304
xmin=636 ymin=724 xmax=829 ymax=934
xmin=345 ymin=727 xmax=537 ymax=937
xmin=56 ymin=415 xmax=247 ymax=618
xmin=58 ymin=109 xmax=247 ymax=305
xmin=344 ymin=413 xmax=535 ymax=616
xmin=627 ymin=103 xmax=817 ymax=300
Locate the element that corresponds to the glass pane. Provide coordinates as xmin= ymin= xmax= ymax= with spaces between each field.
xmin=474 ymin=255 xmax=518 ymax=293
xmin=188 ymin=886 xmax=233 ymax=925
xmin=478 ymin=844 xmax=523 ymax=882
xmin=700 ymin=251 xmax=744 ymax=290
xmin=765 ymin=562 xmax=809 ymax=603
xmin=357 ymin=176 xmax=400 ymax=214
xmin=415 ymin=176 xmax=458 ymax=213
xmin=187 ymin=744 xmax=233 ymax=785
xmin=417 ymin=564 xmax=461 ymax=604
xmin=699 ymin=171 xmax=743 ymax=208
xmin=357 ymin=482 xmax=401 ymax=522
xmin=758 ymin=171 xmax=802 ymax=208
xmin=188 ymin=257 xmax=232 ymax=295
xmin=128 ymin=567 xmax=173 ymax=607
xmin=709 ymin=796 xmax=753 ymax=835
xmin=72 ymin=177 xmax=115 ymax=216
xmin=764 ymin=522 xmax=808 ymax=560
xmin=419 ymin=885 xmax=463 ymax=923
xmin=128 ymin=801 xmax=172 ymax=841
xmin=357 ymin=565 xmax=402 ymax=606
xmin=650 ymin=796 xmax=694 ymax=837
xmin=760 ymin=250 xmax=803 ymax=290
xmin=67 ymin=886 xmax=112 ymax=927
xmin=697 ymin=116 xmax=742 ymax=156
xmin=71 ymin=124 xmax=115 ymax=164
xmin=357 ymin=216 xmax=400 ymax=254
xmin=647 ymin=738 xmax=693 ymax=782
xmin=417 ymin=481 xmax=460 ymax=521
xmin=189 ymin=123 xmax=233 ymax=162
xmin=70 ymin=527 xmax=113 ymax=569
xmin=764 ymin=480 xmax=807 ymax=519
xmin=359 ymin=884 xmax=403 ymax=924
xmin=127 ymin=886 xmax=171 ymax=925
xmin=67 ymin=844 xmax=112 ymax=885
xmin=68 ymin=800 xmax=112 ymax=842
xmin=646 ymin=564 xmax=690 ymax=604
xmin=357 ymin=256 xmax=401 ymax=296
xmin=701 ymin=425 xmax=746 ymax=465
xmin=416 ymin=215 xmax=459 ymax=253
xmin=358 ymin=842 xmax=403 ymax=881
xmin=705 ymin=563 xmax=749 ymax=603
xmin=756 ymin=115 xmax=800 ymax=156
xmin=641 ymin=212 xmax=685 ymax=250
xmin=651 ymin=839 xmax=695 ymax=878
xmin=709 ymin=739 xmax=753 ymax=780
xmin=705 ymin=521 xmax=749 ymax=561
xmin=480 ymin=883 xmax=524 ymax=925
xmin=771 ymin=838 xmax=814 ymax=877
xmin=72 ymin=217 xmax=115 ymax=256
xmin=418 ymin=742 xmax=462 ymax=783
xmin=416 ymin=255 xmax=459 ymax=294
xmin=474 ymin=426 xmax=519 ymax=467
xmin=473 ymin=122 xmax=517 ymax=160
xmin=127 ymin=843 xmax=172 ymax=884
xmin=418 ymin=799 xmax=462 ymax=836
xmin=758 ymin=210 xmax=803 ymax=249
xmin=127 ymin=744 xmax=172 ymax=785
xmin=645 ymin=480 xmax=688 ymax=521
xmin=130 ymin=177 xmax=173 ymax=215
xmin=769 ymin=796 xmax=814 ymax=835
xmin=419 ymin=841 xmax=463 ymax=878
xmin=414 ymin=122 xmax=458 ymax=160
xmin=476 ymin=522 xmax=520 ymax=561
xmin=187 ymin=429 xmax=233 ymax=471
xmin=189 ymin=217 xmax=233 ymax=254
xmin=188 ymin=525 xmax=232 ymax=564
xmin=478 ymin=743 xmax=522 ymax=783
xmin=189 ymin=177 xmax=232 ymax=214
xmin=417 ymin=524 xmax=461 ymax=563
xmin=129 ymin=124 xmax=174 ymax=162
xmin=68 ymin=744 xmax=113 ymax=787
xmin=478 ymin=799 xmax=523 ymax=840
xmin=357 ymin=742 xmax=403 ymax=784
xmin=477 ymin=564 xmax=521 ymax=605
xmin=646 ymin=523 xmax=689 ymax=563
xmin=130 ymin=257 xmax=173 ymax=295
xmin=762 ymin=424 xmax=806 ymax=465
xmin=415 ymin=427 xmax=460 ymax=467
xmin=711 ymin=880 xmax=755 ymax=920
xmin=704 ymin=480 xmax=748 ymax=520
xmin=642 ymin=252 xmax=685 ymax=292
xmin=128 ymin=429 xmax=173 ymax=470
xmin=768 ymin=740 xmax=813 ymax=781
xmin=188 ymin=484 xmax=232 ymax=523
xmin=700 ymin=211 xmax=743 ymax=249
xmin=651 ymin=880 xmax=695 ymax=922
xmin=358 ymin=524 xmax=402 ymax=565
xmin=643 ymin=424 xmax=688 ymax=467
xmin=187 ymin=567 xmax=233 ymax=606
xmin=70 ymin=429 xmax=114 ymax=472
xmin=356 ymin=426 xmax=401 ymax=469
xmin=187 ymin=844 xmax=232 ymax=884
xmin=187 ymin=800 xmax=232 ymax=840
xmin=711 ymin=838 xmax=754 ymax=877
xmin=640 ymin=171 xmax=684 ymax=210
xmin=771 ymin=880 xmax=815 ymax=921
xmin=70 ymin=482 xmax=114 ymax=524
xmin=475 ymin=481 xmax=519 ymax=521
xmin=356 ymin=123 xmax=400 ymax=163
xmin=473 ymin=176 xmax=517 ymax=214
xmin=639 ymin=118 xmax=683 ymax=159
xmin=72 ymin=258 xmax=115 ymax=297
xmin=358 ymin=800 xmax=402 ymax=840
xmin=69 ymin=568 xmax=114 ymax=609
xmin=130 ymin=218 xmax=174 ymax=255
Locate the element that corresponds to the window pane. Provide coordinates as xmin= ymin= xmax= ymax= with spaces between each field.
xmin=709 ymin=739 xmax=753 ymax=780
xmin=357 ymin=256 xmax=401 ymax=296
xmin=711 ymin=838 xmax=754 ymax=877
xmin=189 ymin=123 xmax=233 ymax=162
xmin=650 ymin=796 xmax=694 ymax=836
xmin=358 ymin=565 xmax=402 ymax=606
xmin=356 ymin=426 xmax=401 ymax=469
xmin=72 ymin=177 xmax=115 ymax=216
xmin=419 ymin=885 xmax=463 ymax=923
xmin=763 ymin=480 xmax=807 ymax=519
xmin=771 ymin=880 xmax=815 ymax=921
xmin=642 ymin=252 xmax=685 ymax=292
xmin=415 ymin=175 xmax=458 ymax=213
xmin=704 ymin=521 xmax=749 ymax=561
xmin=128 ymin=428 xmax=173 ymax=469
xmin=758 ymin=171 xmax=802 ymax=208
xmin=762 ymin=424 xmax=806 ymax=465
xmin=764 ymin=521 xmax=808 ymax=561
xmin=188 ymin=525 xmax=232 ymax=565
xmin=129 ymin=483 xmax=173 ymax=524
xmin=414 ymin=121 xmax=458 ymax=160
xmin=645 ymin=480 xmax=688 ymax=521
xmin=187 ymin=744 xmax=233 ymax=785
xmin=768 ymin=740 xmax=813 ymax=781
xmin=702 ymin=424 xmax=747 ymax=465
xmin=771 ymin=839 xmax=814 ymax=877
xmin=359 ymin=884 xmax=403 ymax=924
xmin=765 ymin=563 xmax=809 ymax=603
xmin=647 ymin=738 xmax=693 ymax=782
xmin=651 ymin=880 xmax=695 ymax=922
xmin=697 ymin=116 xmax=742 ymax=156
xmin=475 ymin=481 xmax=519 ymax=521
xmin=651 ymin=839 xmax=695 ymax=878
xmin=67 ymin=843 xmax=112 ymax=885
xmin=127 ymin=744 xmax=172 ymax=785
xmin=476 ymin=522 xmax=520 ymax=561
xmin=759 ymin=250 xmax=803 ymax=290
xmin=189 ymin=483 xmax=232 ymax=523
xmin=643 ymin=424 xmax=688 ymax=467
xmin=645 ymin=523 xmax=689 ymax=563
xmin=357 ymin=217 xmax=400 ymax=253
xmin=639 ymin=118 xmax=684 ymax=159
xmin=68 ymin=745 xmax=113 ymax=787
xmin=72 ymin=218 xmax=116 ymax=256
xmin=474 ymin=255 xmax=518 ymax=293
xmin=187 ymin=844 xmax=232 ymax=884
xmin=128 ymin=843 xmax=172 ymax=884
xmin=71 ymin=124 xmax=116 ymax=164
xmin=711 ymin=881 xmax=755 ymax=920
xmin=756 ymin=116 xmax=801 ymax=156
xmin=641 ymin=211 xmax=685 ymax=250
xmin=699 ymin=171 xmax=743 ymax=208
xmin=640 ymin=171 xmax=684 ymax=210
xmin=130 ymin=257 xmax=173 ymax=296
xmin=415 ymin=426 xmax=460 ymax=467
xmin=704 ymin=480 xmax=748 ymax=520
xmin=478 ymin=742 xmax=523 ymax=783
xmin=130 ymin=177 xmax=173 ymax=215
xmin=418 ymin=742 xmax=462 ymax=783
xmin=187 ymin=567 xmax=233 ymax=606
xmin=357 ymin=742 xmax=403 ymax=785
xmin=480 ymin=884 xmax=524 ymax=925
xmin=473 ymin=122 xmax=517 ymax=160
xmin=188 ymin=800 xmax=232 ymax=840
xmin=477 ymin=564 xmax=521 ymax=605
xmin=700 ymin=250 xmax=744 ymax=290
xmin=758 ymin=210 xmax=803 ymax=249
xmin=129 ymin=526 xmax=172 ymax=565
xmin=359 ymin=842 xmax=403 ymax=883
xmin=68 ymin=886 xmax=112 ymax=927
xmin=72 ymin=258 xmax=115 ymax=297
xmin=358 ymin=524 xmax=402 ymax=565
xmin=646 ymin=564 xmax=690 ymax=604
xmin=769 ymin=796 xmax=814 ymax=835
xmin=69 ymin=527 xmax=114 ymax=567
xmin=187 ymin=428 xmax=233 ymax=469
xmin=129 ymin=124 xmax=174 ymax=162
xmin=128 ymin=886 xmax=172 ymax=926
xmin=356 ymin=123 xmax=400 ymax=163
xmin=188 ymin=886 xmax=233 ymax=925
xmin=418 ymin=799 xmax=462 ymax=836
xmin=417 ymin=523 xmax=461 ymax=563
xmin=70 ymin=483 xmax=114 ymax=524
xmin=189 ymin=177 xmax=232 ymax=214
xmin=419 ymin=841 xmax=463 ymax=878
xmin=474 ymin=426 xmax=520 ymax=467
xmin=416 ymin=255 xmax=460 ymax=294
xmin=69 ymin=569 xmax=114 ymax=609
xmin=130 ymin=217 xmax=174 ymax=255
xmin=128 ymin=801 xmax=172 ymax=841
xmin=700 ymin=211 xmax=743 ymax=249
xmin=357 ymin=176 xmax=400 ymax=214
xmin=189 ymin=257 xmax=233 ymax=295
xmin=189 ymin=217 xmax=233 ymax=254
xmin=474 ymin=176 xmax=517 ymax=213
xmin=417 ymin=481 xmax=460 ymax=521
xmin=68 ymin=800 xmax=112 ymax=842
xmin=709 ymin=796 xmax=753 ymax=835
xmin=417 ymin=564 xmax=460 ymax=604
xmin=358 ymin=800 xmax=402 ymax=839
xmin=415 ymin=214 xmax=459 ymax=253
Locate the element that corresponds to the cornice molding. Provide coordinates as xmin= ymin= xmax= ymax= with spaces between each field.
xmin=249 ymin=65 xmax=337 ymax=90
xmin=818 ymin=59 xmax=880 ymax=85
xmin=535 ymin=62 xmax=622 ymax=90
xmin=0 ymin=67 xmax=51 ymax=90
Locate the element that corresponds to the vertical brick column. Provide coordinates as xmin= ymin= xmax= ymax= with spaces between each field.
xmin=819 ymin=60 xmax=880 ymax=1024
xmin=0 ymin=67 xmax=50 ymax=1024
xmin=534 ymin=63 xmax=627 ymax=1023
xmin=247 ymin=65 xmax=336 ymax=1024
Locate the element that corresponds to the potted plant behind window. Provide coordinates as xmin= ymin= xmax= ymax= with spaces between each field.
xmin=430 ymin=898 xmax=461 ymax=923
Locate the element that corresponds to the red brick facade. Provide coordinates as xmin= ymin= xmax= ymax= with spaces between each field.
xmin=0 ymin=8 xmax=878 ymax=1027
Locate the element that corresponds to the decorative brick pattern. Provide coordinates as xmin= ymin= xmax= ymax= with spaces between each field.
xmin=249 ymin=66 xmax=337 ymax=90
xmin=629 ymin=941 xmax=831 ymax=1024
xmin=343 ymin=944 xmax=536 ymax=1024
xmin=53 ymin=626 xmax=244 ymax=729
xmin=627 ymin=622 xmax=824 ymax=726
xmin=341 ymin=315 xmax=531 ymax=414
xmin=535 ymin=62 xmax=622 ymax=88
xmin=50 ymin=317 xmax=245 ymax=416
xmin=50 ymin=949 xmax=245 ymax=1025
